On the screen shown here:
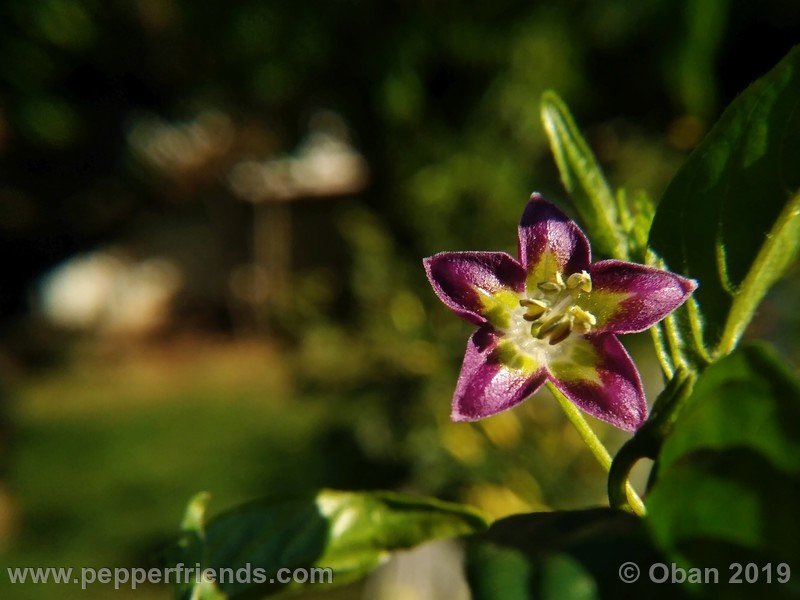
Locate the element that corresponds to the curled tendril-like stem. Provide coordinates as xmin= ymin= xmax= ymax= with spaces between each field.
xmin=608 ymin=367 xmax=696 ymax=513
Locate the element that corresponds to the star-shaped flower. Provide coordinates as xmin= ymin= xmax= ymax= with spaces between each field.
xmin=423 ymin=193 xmax=696 ymax=431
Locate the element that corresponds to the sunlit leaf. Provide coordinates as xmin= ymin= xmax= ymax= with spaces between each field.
xmin=649 ymin=46 xmax=800 ymax=361
xmin=164 ymin=489 xmax=489 ymax=599
xmin=541 ymin=90 xmax=629 ymax=260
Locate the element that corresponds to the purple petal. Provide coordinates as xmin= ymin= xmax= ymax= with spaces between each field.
xmin=582 ymin=260 xmax=697 ymax=334
xmin=452 ymin=327 xmax=546 ymax=421
xmin=547 ymin=335 xmax=646 ymax=431
xmin=518 ymin=193 xmax=590 ymax=281
xmin=424 ymin=252 xmax=526 ymax=326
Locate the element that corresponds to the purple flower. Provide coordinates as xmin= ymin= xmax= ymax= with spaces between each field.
xmin=423 ymin=194 xmax=696 ymax=431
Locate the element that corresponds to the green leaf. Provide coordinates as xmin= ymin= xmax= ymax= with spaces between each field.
xmin=648 ymin=46 xmax=800 ymax=360
xmin=164 ymin=489 xmax=489 ymax=599
xmin=656 ymin=345 xmax=800 ymax=474
xmin=466 ymin=509 xmax=679 ymax=599
xmin=540 ymin=91 xmax=629 ymax=260
xmin=646 ymin=345 xmax=800 ymax=596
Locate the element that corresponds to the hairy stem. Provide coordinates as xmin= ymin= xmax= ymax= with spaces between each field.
xmin=662 ymin=313 xmax=687 ymax=370
xmin=650 ymin=323 xmax=674 ymax=379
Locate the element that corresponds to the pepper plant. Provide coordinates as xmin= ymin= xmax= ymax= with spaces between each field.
xmin=165 ymin=46 xmax=800 ymax=599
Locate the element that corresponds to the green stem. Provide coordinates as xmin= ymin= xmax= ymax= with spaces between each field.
xmin=718 ymin=190 xmax=800 ymax=356
xmin=608 ymin=439 xmax=649 ymax=512
xmin=547 ymin=381 xmax=646 ymax=517
xmin=650 ymin=323 xmax=674 ymax=379
xmin=662 ymin=313 xmax=687 ymax=371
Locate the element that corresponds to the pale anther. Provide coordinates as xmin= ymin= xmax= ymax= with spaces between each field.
xmin=538 ymin=271 xmax=566 ymax=293
xmin=519 ymin=298 xmax=548 ymax=308
xmin=568 ymin=305 xmax=597 ymax=326
xmin=567 ymin=270 xmax=592 ymax=293
xmin=521 ymin=298 xmax=549 ymax=321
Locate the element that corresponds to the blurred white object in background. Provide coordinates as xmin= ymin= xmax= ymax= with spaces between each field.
xmin=227 ymin=110 xmax=368 ymax=325
xmin=38 ymin=249 xmax=182 ymax=336
xmin=229 ymin=109 xmax=368 ymax=203
xmin=362 ymin=539 xmax=471 ymax=600
xmin=127 ymin=109 xmax=234 ymax=176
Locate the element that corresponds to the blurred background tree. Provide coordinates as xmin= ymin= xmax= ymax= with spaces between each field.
xmin=1 ymin=1 xmax=799 ymax=598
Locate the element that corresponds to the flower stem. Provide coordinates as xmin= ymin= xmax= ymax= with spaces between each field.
xmin=662 ymin=313 xmax=687 ymax=370
xmin=546 ymin=381 xmax=646 ymax=517
xmin=649 ymin=323 xmax=674 ymax=379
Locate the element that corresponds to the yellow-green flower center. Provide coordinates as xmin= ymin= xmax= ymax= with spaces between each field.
xmin=518 ymin=269 xmax=597 ymax=346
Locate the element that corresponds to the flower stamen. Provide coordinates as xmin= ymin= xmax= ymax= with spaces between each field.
xmin=538 ymin=271 xmax=566 ymax=293
xmin=568 ymin=305 xmax=596 ymax=333
xmin=567 ymin=270 xmax=592 ymax=293
xmin=520 ymin=298 xmax=549 ymax=320
xmin=535 ymin=310 xmax=563 ymax=336
xmin=547 ymin=319 xmax=572 ymax=345
xmin=518 ymin=270 xmax=597 ymax=345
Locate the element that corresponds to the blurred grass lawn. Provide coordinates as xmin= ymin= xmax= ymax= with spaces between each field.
xmin=0 ymin=339 xmax=366 ymax=599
